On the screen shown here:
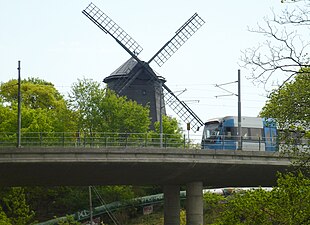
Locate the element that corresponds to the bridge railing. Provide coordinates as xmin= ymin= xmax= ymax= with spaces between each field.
xmin=0 ymin=132 xmax=308 ymax=151
xmin=0 ymin=132 xmax=200 ymax=149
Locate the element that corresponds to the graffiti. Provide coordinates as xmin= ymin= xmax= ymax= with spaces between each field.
xmin=76 ymin=210 xmax=90 ymax=220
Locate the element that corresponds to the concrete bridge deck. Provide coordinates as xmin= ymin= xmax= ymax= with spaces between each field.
xmin=0 ymin=147 xmax=292 ymax=187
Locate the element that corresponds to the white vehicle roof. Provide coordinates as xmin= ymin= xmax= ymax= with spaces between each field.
xmin=205 ymin=116 xmax=263 ymax=128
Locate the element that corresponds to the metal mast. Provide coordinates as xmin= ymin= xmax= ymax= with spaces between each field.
xmin=17 ymin=61 xmax=21 ymax=148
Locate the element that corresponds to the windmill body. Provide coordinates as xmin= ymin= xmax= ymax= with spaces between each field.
xmin=104 ymin=58 xmax=166 ymax=125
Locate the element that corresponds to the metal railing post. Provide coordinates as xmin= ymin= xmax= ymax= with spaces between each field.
xmin=40 ymin=132 xmax=42 ymax=146
xmin=83 ymin=132 xmax=86 ymax=147
xmin=125 ymin=134 xmax=128 ymax=148
xmin=145 ymin=133 xmax=148 ymax=147
xmin=62 ymin=132 xmax=65 ymax=147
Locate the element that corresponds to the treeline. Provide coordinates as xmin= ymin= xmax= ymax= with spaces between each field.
xmin=0 ymin=77 xmax=183 ymax=223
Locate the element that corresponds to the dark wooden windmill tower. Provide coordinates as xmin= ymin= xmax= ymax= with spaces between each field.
xmin=82 ymin=3 xmax=205 ymax=131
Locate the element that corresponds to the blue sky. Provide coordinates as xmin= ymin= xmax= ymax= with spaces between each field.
xmin=1 ymin=0 xmax=291 ymax=133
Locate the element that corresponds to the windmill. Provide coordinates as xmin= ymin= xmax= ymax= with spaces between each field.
xmin=82 ymin=2 xmax=205 ymax=131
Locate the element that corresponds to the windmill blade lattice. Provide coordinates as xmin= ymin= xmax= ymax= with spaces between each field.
xmin=148 ymin=13 xmax=205 ymax=67
xmin=82 ymin=2 xmax=143 ymax=57
xmin=163 ymin=84 xmax=204 ymax=131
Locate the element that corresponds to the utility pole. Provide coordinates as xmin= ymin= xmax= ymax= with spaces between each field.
xmin=17 ymin=61 xmax=21 ymax=148
xmin=215 ymin=69 xmax=242 ymax=150
xmin=237 ymin=69 xmax=241 ymax=150
xmin=159 ymin=82 xmax=163 ymax=148
xmin=89 ymin=186 xmax=93 ymax=224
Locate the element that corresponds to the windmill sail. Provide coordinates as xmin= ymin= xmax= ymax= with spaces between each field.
xmin=163 ymin=84 xmax=204 ymax=131
xmin=82 ymin=2 xmax=143 ymax=57
xmin=148 ymin=13 xmax=205 ymax=67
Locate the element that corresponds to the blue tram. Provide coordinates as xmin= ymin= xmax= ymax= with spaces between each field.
xmin=201 ymin=116 xmax=278 ymax=151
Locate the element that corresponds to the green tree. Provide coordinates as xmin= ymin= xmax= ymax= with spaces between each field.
xmin=25 ymin=185 xmax=136 ymax=222
xmin=203 ymin=192 xmax=225 ymax=224
xmin=0 ymin=187 xmax=35 ymax=225
xmin=57 ymin=215 xmax=80 ymax=225
xmin=260 ymin=71 xmax=310 ymax=168
xmin=153 ymin=115 xmax=183 ymax=135
xmin=0 ymin=78 xmax=65 ymax=110
xmin=0 ymin=78 xmax=77 ymax=145
xmin=68 ymin=78 xmax=150 ymax=133
xmin=213 ymin=172 xmax=310 ymax=225
xmin=149 ymin=115 xmax=184 ymax=147
xmin=0 ymin=206 xmax=11 ymax=225
xmin=260 ymin=71 xmax=309 ymax=132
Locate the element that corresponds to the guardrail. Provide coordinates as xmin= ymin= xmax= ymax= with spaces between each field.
xmin=1 ymin=132 xmax=307 ymax=151
xmin=0 ymin=132 xmax=199 ymax=149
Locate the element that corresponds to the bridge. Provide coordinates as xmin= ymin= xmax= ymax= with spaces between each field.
xmin=0 ymin=146 xmax=292 ymax=225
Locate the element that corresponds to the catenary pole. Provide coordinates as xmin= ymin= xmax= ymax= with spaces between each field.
xmin=159 ymin=82 xmax=163 ymax=148
xmin=17 ymin=61 xmax=21 ymax=148
xmin=237 ymin=69 xmax=241 ymax=150
xmin=214 ymin=70 xmax=242 ymax=149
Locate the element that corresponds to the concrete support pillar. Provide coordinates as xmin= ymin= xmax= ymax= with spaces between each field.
xmin=186 ymin=182 xmax=203 ymax=225
xmin=164 ymin=185 xmax=180 ymax=225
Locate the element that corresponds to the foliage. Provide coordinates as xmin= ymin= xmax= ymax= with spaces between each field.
xmin=0 ymin=206 xmax=11 ymax=225
xmin=203 ymin=192 xmax=225 ymax=224
xmin=260 ymin=71 xmax=310 ymax=168
xmin=260 ymin=71 xmax=309 ymax=131
xmin=0 ymin=78 xmax=76 ymax=145
xmin=25 ymin=185 xmax=136 ymax=222
xmin=25 ymin=187 xmax=87 ymax=221
xmin=68 ymin=78 xmax=150 ymax=133
xmin=0 ymin=187 xmax=35 ymax=225
xmin=57 ymin=215 xmax=80 ymax=225
xmin=93 ymin=186 xmax=135 ymax=203
xmin=213 ymin=172 xmax=310 ymax=225
xmin=125 ymin=211 xmax=163 ymax=225
xmin=180 ymin=209 xmax=186 ymax=225
xmin=148 ymin=115 xmax=184 ymax=147
xmin=153 ymin=115 xmax=184 ymax=135
xmin=0 ymin=78 xmax=65 ymax=109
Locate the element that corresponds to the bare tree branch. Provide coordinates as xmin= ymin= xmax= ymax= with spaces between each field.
xmin=274 ymin=4 xmax=310 ymax=25
xmin=240 ymin=0 xmax=310 ymax=89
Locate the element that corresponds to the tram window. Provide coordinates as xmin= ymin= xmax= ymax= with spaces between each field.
xmin=242 ymin=128 xmax=249 ymax=139
xmin=224 ymin=127 xmax=263 ymax=141
xmin=224 ymin=127 xmax=237 ymax=139
xmin=241 ymin=128 xmax=262 ymax=141
xmin=250 ymin=128 xmax=263 ymax=141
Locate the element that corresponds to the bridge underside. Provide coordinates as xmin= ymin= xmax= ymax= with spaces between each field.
xmin=0 ymin=148 xmax=291 ymax=187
